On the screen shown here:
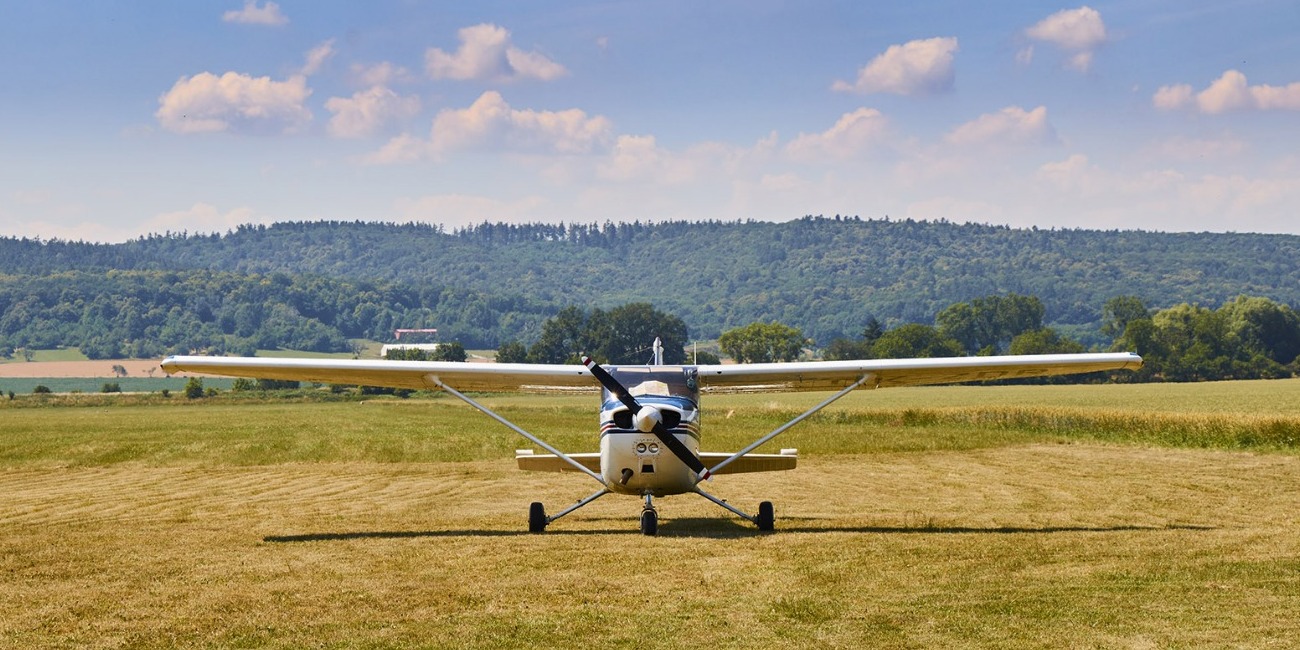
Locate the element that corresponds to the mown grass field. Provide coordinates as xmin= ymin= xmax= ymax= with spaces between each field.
xmin=3 ymin=380 xmax=1299 ymax=648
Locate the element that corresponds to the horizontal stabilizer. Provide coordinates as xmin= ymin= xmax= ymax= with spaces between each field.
xmin=514 ymin=450 xmax=798 ymax=474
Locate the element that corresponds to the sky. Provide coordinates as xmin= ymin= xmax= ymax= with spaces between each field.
xmin=2 ymin=0 xmax=1299 ymax=243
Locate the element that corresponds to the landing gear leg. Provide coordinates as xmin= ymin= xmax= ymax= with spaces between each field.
xmin=640 ymin=493 xmax=658 ymax=536
xmin=693 ymin=486 xmax=776 ymax=532
xmin=527 ymin=488 xmax=611 ymax=533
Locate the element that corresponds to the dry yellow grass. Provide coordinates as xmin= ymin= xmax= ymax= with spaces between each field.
xmin=4 ymin=443 xmax=1299 ymax=648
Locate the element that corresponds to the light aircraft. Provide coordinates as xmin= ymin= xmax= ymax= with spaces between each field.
xmin=160 ymin=341 xmax=1141 ymax=535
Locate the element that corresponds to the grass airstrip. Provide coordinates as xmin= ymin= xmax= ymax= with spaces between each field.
xmin=3 ymin=379 xmax=1300 ymax=648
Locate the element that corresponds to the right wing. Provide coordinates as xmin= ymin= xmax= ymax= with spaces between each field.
xmin=160 ymin=356 xmax=598 ymax=393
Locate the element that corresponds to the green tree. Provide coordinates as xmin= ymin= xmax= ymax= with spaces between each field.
xmin=1007 ymin=328 xmax=1085 ymax=355
xmin=870 ymin=324 xmax=962 ymax=359
xmin=430 ymin=341 xmax=467 ymax=362
xmin=937 ymin=293 xmax=1044 ymax=355
xmin=183 ymin=377 xmax=204 ymax=399
xmin=495 ymin=340 xmax=528 ymax=363
xmin=719 ymin=322 xmax=805 ymax=363
xmin=1101 ymin=295 xmax=1150 ymax=340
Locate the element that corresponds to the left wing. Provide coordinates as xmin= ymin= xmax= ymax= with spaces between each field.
xmin=160 ymin=356 xmax=597 ymax=393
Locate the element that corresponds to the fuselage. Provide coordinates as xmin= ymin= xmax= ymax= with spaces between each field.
xmin=599 ymin=366 xmax=701 ymax=496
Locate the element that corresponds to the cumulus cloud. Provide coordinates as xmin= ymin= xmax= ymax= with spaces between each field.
xmin=428 ymin=91 xmax=610 ymax=155
xmin=1025 ymin=6 xmax=1106 ymax=72
xmin=425 ymin=24 xmax=567 ymax=82
xmin=945 ymin=106 xmax=1057 ymax=147
xmin=325 ymin=86 xmax=421 ymax=138
xmin=365 ymin=92 xmax=612 ymax=163
xmin=222 ymin=1 xmax=287 ymax=26
xmin=1154 ymin=70 xmax=1300 ymax=114
xmin=832 ymin=37 xmax=958 ymax=95
xmin=156 ymin=72 xmax=311 ymax=134
xmin=786 ymin=108 xmax=890 ymax=160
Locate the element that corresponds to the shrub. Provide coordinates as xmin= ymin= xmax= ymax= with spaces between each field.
xmin=184 ymin=377 xmax=204 ymax=399
xmin=101 ymin=383 xmax=122 ymax=393
xmin=33 ymin=385 xmax=52 ymax=394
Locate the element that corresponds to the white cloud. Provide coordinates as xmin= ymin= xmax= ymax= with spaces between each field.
xmin=301 ymin=40 xmax=336 ymax=76
xmin=325 ymin=86 xmax=421 ymax=138
xmin=156 ymin=72 xmax=312 ymax=134
xmin=1025 ymin=6 xmax=1106 ymax=72
xmin=425 ymin=23 xmax=567 ymax=82
xmin=350 ymin=62 xmax=414 ymax=87
xmin=1155 ymin=70 xmax=1300 ymax=114
xmin=786 ymin=108 xmax=890 ymax=160
xmin=831 ymin=37 xmax=958 ymax=96
xmin=222 ymin=1 xmax=287 ymax=26
xmin=428 ymin=91 xmax=611 ymax=155
xmin=1152 ymin=83 xmax=1193 ymax=110
xmin=363 ymin=92 xmax=612 ymax=163
xmin=945 ymin=106 xmax=1056 ymax=147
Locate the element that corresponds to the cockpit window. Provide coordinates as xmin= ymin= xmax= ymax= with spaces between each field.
xmin=605 ymin=366 xmax=699 ymax=406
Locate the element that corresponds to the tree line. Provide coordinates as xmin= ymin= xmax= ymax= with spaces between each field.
xmin=5 ymin=217 xmax=1300 ymax=344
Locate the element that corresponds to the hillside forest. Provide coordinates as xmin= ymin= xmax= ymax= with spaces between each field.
xmin=3 ymin=218 xmax=1300 ymax=382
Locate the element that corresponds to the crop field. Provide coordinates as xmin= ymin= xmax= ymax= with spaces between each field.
xmin=3 ymin=380 xmax=1300 ymax=648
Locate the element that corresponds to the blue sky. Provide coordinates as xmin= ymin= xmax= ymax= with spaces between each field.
xmin=3 ymin=1 xmax=1299 ymax=242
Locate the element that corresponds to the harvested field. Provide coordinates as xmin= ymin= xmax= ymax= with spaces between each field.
xmin=3 ymin=387 xmax=1299 ymax=647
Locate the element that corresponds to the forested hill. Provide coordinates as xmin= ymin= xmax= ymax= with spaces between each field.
xmin=4 ymin=217 xmax=1300 ymax=345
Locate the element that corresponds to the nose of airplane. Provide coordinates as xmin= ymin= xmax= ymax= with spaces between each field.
xmin=634 ymin=405 xmax=662 ymax=433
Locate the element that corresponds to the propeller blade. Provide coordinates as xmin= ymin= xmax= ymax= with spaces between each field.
xmin=582 ymin=356 xmax=707 ymax=477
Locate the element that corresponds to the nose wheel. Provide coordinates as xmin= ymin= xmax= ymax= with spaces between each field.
xmin=640 ymin=493 xmax=659 ymax=536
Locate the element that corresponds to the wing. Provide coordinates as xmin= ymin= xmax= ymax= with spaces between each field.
xmin=696 ymin=352 xmax=1142 ymax=393
xmin=160 ymin=356 xmax=597 ymax=393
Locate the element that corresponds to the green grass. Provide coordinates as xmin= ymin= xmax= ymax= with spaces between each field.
xmin=3 ymin=380 xmax=1300 ymax=648
xmin=0 ymin=376 xmax=237 ymax=395
xmin=0 ymin=347 xmax=89 ymax=363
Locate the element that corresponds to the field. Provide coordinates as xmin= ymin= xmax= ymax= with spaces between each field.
xmin=3 ymin=380 xmax=1300 ymax=648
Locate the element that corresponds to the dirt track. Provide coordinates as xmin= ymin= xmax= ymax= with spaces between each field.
xmin=0 ymin=359 xmax=167 ymax=378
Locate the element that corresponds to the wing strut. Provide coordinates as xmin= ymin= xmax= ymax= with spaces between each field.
xmin=427 ymin=374 xmax=607 ymax=486
xmin=701 ymin=373 xmax=876 ymax=481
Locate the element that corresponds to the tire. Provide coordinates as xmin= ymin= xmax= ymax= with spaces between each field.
xmin=640 ymin=509 xmax=658 ymax=536
xmin=529 ymin=502 xmax=547 ymax=533
xmin=756 ymin=501 xmax=775 ymax=531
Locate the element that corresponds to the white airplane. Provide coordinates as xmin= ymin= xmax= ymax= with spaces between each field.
xmin=160 ymin=341 xmax=1141 ymax=535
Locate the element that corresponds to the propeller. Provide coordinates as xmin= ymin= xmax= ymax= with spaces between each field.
xmin=582 ymin=355 xmax=710 ymax=480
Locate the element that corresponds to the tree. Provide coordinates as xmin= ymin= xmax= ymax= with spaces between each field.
xmin=495 ymin=340 xmax=528 ymax=363
xmin=183 ymin=377 xmax=204 ymax=399
xmin=1007 ymin=328 xmax=1085 ymax=355
xmin=1101 ymin=295 xmax=1150 ymax=340
xmin=719 ymin=322 xmax=805 ymax=363
xmin=430 ymin=341 xmax=467 ymax=362
xmin=870 ymin=324 xmax=962 ymax=359
xmin=938 ymin=293 xmax=1044 ymax=355
xmin=111 ymin=364 xmax=128 ymax=378
xmin=527 ymin=303 xmax=688 ymax=364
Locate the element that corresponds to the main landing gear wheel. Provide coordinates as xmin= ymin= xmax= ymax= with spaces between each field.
xmin=756 ymin=501 xmax=775 ymax=531
xmin=640 ymin=509 xmax=658 ymax=536
xmin=529 ymin=502 xmax=547 ymax=533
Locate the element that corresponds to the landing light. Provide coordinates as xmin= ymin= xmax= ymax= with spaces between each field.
xmin=648 ymin=443 xmax=659 ymax=454
xmin=636 ymin=443 xmax=647 ymax=453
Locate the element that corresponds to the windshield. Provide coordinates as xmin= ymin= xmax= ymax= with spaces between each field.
xmin=604 ymin=366 xmax=699 ymax=407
